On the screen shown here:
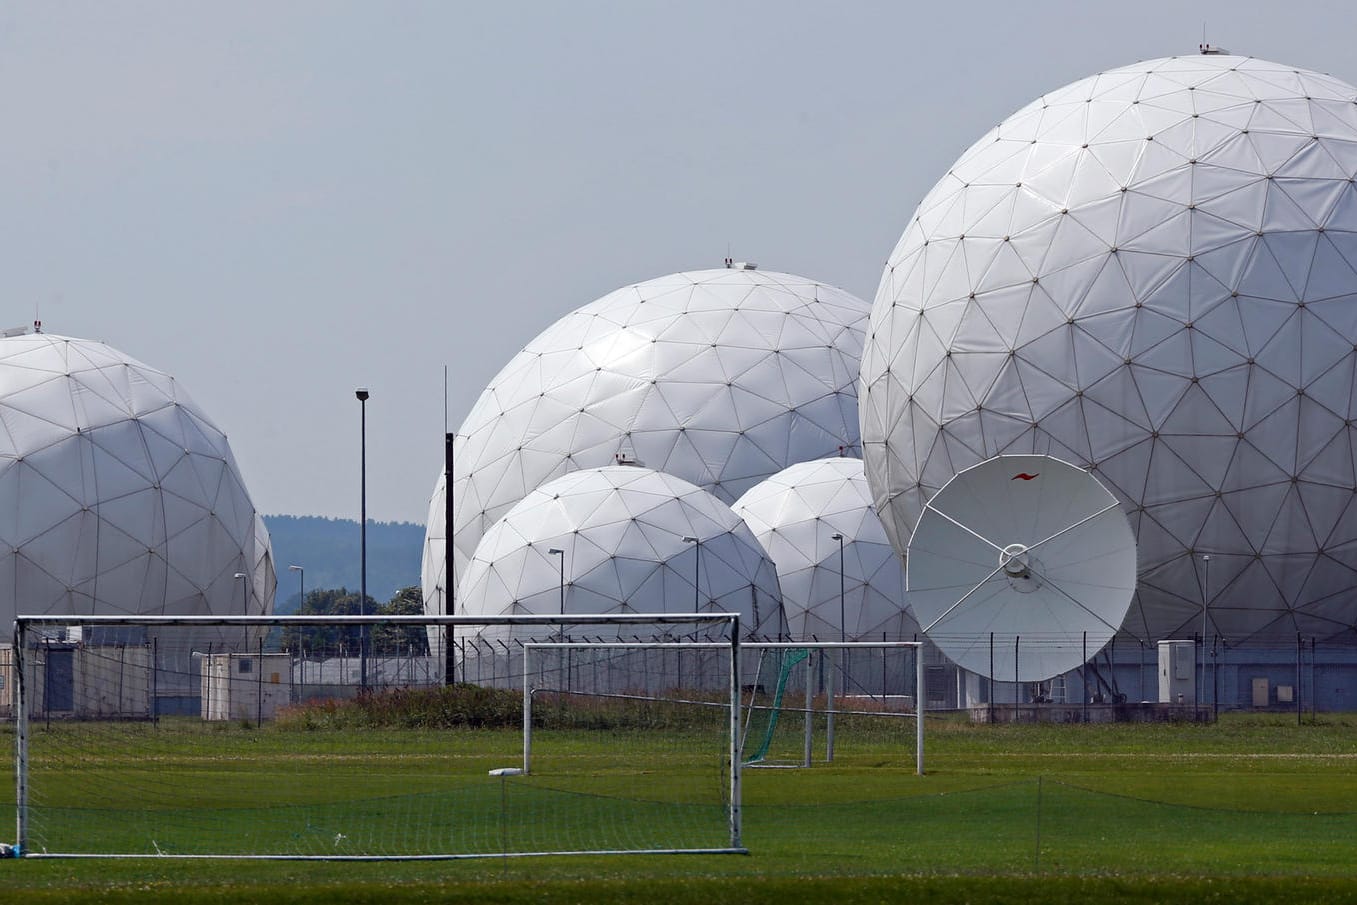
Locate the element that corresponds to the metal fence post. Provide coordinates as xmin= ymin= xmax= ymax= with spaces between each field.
xmin=15 ymin=620 xmax=28 ymax=856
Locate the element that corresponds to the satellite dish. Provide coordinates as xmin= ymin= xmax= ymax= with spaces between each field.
xmin=906 ymin=454 xmax=1135 ymax=683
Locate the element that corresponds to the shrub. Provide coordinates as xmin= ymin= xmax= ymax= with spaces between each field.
xmin=274 ymin=684 xmax=523 ymax=731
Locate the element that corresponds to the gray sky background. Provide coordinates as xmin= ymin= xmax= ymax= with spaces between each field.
xmin=4 ymin=1 xmax=1355 ymax=524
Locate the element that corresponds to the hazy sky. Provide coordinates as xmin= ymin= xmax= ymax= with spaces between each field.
xmin=4 ymin=1 xmax=1356 ymax=524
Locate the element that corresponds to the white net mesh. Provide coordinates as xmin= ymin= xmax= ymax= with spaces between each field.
xmin=13 ymin=614 xmax=742 ymax=859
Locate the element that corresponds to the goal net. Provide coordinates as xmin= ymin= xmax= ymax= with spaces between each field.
xmin=522 ymin=641 xmax=924 ymax=777
xmin=740 ymin=642 xmax=924 ymax=771
xmin=11 ymin=613 xmax=743 ymax=860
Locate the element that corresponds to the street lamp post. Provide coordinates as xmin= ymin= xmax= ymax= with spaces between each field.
xmin=548 ymin=547 xmax=566 ymax=676
xmin=682 ymin=536 xmax=700 ymax=613
xmin=288 ymin=564 xmax=304 ymax=610
xmin=828 ymin=532 xmax=846 ymax=764
xmin=831 ymin=533 xmax=846 ymax=642
xmin=548 ymin=548 xmax=565 ymax=618
xmin=356 ymin=387 xmax=370 ymax=691
xmin=680 ymin=536 xmax=700 ymax=692
xmin=233 ymin=572 xmax=248 ymax=613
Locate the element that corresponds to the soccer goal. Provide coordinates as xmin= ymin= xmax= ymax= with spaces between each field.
xmin=10 ymin=612 xmax=743 ymax=860
xmin=522 ymin=640 xmax=925 ymax=779
xmin=740 ymin=642 xmax=924 ymax=773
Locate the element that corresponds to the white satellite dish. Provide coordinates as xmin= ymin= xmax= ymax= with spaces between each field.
xmin=906 ymin=454 xmax=1135 ymax=683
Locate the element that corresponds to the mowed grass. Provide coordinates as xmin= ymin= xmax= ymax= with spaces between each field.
xmin=4 ymin=712 xmax=1357 ymax=903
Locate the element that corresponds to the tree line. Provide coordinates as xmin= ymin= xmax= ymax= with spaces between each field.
xmin=280 ymin=585 xmax=430 ymax=656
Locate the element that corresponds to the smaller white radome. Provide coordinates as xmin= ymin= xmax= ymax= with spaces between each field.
xmin=732 ymin=457 xmax=916 ymax=641
xmin=455 ymin=465 xmax=784 ymax=643
xmin=423 ymin=266 xmax=869 ymax=620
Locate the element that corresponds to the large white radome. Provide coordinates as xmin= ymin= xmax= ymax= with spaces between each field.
xmin=456 ymin=466 xmax=784 ymax=642
xmin=732 ymin=457 xmax=916 ymax=641
xmin=861 ymin=54 xmax=1357 ymax=643
xmin=0 ymin=334 xmax=275 ymax=623
xmin=425 ymin=267 xmax=868 ymax=618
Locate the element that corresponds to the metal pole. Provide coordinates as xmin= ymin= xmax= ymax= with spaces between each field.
xmin=694 ymin=541 xmax=701 ymax=613
xmin=548 ymin=548 xmax=565 ymax=657
xmin=357 ymin=388 xmax=370 ymax=691
xmin=832 ymin=532 xmax=846 ymax=642
xmin=1296 ymin=632 xmax=1303 ymax=726
xmin=729 ymin=615 xmax=742 ymax=850
xmin=830 ymin=532 xmax=844 ymax=761
xmin=1139 ymin=639 xmax=1145 ymax=704
xmin=989 ymin=632 xmax=995 ymax=723
xmin=826 ymin=648 xmax=836 ymax=763
xmin=681 ymin=535 xmax=699 ymax=692
xmin=256 ymin=636 xmax=264 ymax=726
xmin=1213 ymin=634 xmax=1220 ymax=720
xmin=15 ymin=621 xmax=28 ymax=855
xmin=522 ymin=645 xmax=532 ymax=774
xmin=1217 ymin=636 xmax=1224 ymax=716
xmin=803 ymin=651 xmax=814 ymax=768
xmin=1201 ymin=554 xmax=1210 ymax=712
xmin=1312 ymin=637 xmax=1318 ymax=720
xmin=445 ymin=432 xmax=455 ymax=685
xmin=288 ymin=565 xmax=304 ymax=613
xmin=916 ymin=641 xmax=925 ymax=775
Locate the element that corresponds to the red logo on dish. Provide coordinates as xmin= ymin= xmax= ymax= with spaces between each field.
xmin=1012 ymin=473 xmax=1039 ymax=481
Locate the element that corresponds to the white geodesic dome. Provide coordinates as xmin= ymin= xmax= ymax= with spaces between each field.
xmin=861 ymin=53 xmax=1357 ymax=644
xmin=455 ymin=465 xmax=784 ymax=643
xmin=732 ymin=457 xmax=917 ymax=641
xmin=424 ymin=266 xmax=868 ymax=618
xmin=0 ymin=333 xmax=275 ymax=623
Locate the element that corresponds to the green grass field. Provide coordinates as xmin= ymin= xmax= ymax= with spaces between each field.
xmin=5 ymin=712 xmax=1357 ymax=903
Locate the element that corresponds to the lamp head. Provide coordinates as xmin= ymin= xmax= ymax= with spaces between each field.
xmin=233 ymin=572 xmax=247 ymax=580
xmin=355 ymin=388 xmax=370 ymax=401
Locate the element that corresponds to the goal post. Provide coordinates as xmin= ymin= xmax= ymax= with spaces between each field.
xmin=11 ymin=612 xmax=743 ymax=860
xmin=521 ymin=639 xmax=745 ymax=850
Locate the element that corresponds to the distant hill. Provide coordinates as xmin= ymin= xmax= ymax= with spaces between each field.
xmin=263 ymin=515 xmax=424 ymax=613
